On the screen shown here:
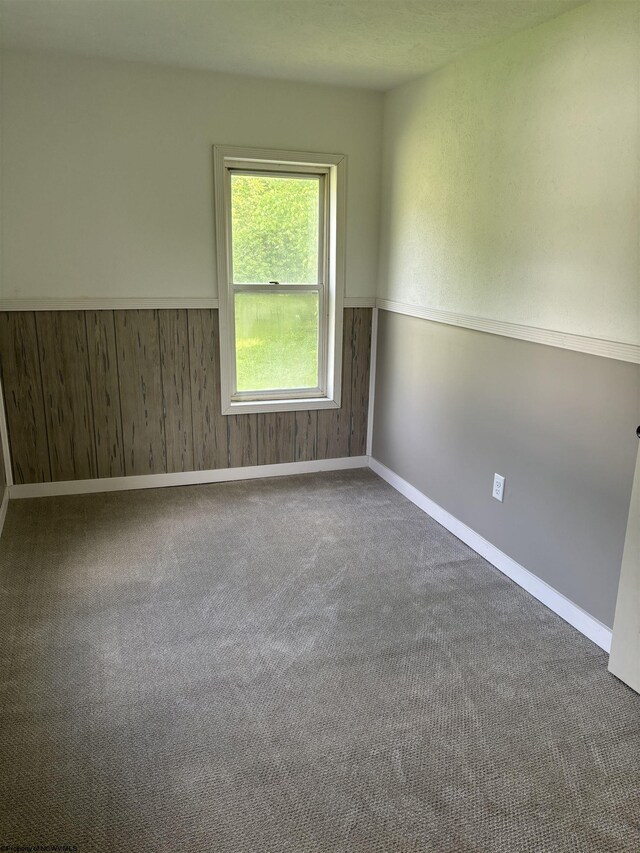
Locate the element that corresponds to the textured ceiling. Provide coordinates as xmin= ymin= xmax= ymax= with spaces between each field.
xmin=0 ymin=0 xmax=586 ymax=91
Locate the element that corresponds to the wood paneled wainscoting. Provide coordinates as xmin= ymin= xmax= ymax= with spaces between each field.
xmin=0 ymin=308 xmax=371 ymax=485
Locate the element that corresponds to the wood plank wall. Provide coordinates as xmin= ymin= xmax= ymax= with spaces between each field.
xmin=0 ymin=308 xmax=372 ymax=485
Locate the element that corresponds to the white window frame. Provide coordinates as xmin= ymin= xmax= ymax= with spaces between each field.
xmin=213 ymin=146 xmax=345 ymax=416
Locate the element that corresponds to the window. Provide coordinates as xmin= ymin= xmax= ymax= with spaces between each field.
xmin=213 ymin=146 xmax=345 ymax=414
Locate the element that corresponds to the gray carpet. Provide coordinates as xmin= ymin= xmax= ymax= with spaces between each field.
xmin=0 ymin=469 xmax=638 ymax=852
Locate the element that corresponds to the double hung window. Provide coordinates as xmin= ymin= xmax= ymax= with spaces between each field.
xmin=213 ymin=147 xmax=345 ymax=414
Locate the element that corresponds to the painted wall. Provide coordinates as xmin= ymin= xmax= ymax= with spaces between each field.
xmin=0 ymin=51 xmax=383 ymax=302
xmin=373 ymin=1 xmax=640 ymax=629
xmin=373 ymin=312 xmax=640 ymax=628
xmin=378 ymin=1 xmax=640 ymax=345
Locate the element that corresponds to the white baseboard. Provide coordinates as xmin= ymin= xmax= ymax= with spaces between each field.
xmin=0 ymin=488 xmax=8 ymax=540
xmin=9 ymin=456 xmax=369 ymax=499
xmin=369 ymin=457 xmax=613 ymax=652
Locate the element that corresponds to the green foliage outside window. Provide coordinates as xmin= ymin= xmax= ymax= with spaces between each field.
xmin=231 ymin=174 xmax=320 ymax=284
xmin=230 ymin=172 xmax=323 ymax=392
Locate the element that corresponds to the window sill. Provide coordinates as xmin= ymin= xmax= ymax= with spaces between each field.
xmin=222 ymin=396 xmax=340 ymax=416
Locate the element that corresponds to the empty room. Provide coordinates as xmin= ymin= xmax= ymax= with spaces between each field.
xmin=0 ymin=1 xmax=639 ymax=850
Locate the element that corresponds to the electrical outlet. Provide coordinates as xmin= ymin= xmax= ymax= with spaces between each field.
xmin=492 ymin=473 xmax=505 ymax=502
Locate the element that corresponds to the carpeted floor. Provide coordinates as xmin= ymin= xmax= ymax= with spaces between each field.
xmin=0 ymin=469 xmax=638 ymax=852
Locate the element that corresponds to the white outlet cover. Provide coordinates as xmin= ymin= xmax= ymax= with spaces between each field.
xmin=493 ymin=473 xmax=505 ymax=502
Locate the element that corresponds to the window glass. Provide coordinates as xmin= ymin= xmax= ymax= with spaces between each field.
xmin=234 ymin=291 xmax=319 ymax=392
xmin=231 ymin=173 xmax=320 ymax=285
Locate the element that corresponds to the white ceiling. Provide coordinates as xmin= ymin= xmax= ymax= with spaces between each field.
xmin=0 ymin=0 xmax=586 ymax=91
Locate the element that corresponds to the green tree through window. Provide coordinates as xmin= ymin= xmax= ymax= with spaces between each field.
xmin=231 ymin=174 xmax=320 ymax=284
xmin=230 ymin=172 xmax=322 ymax=392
